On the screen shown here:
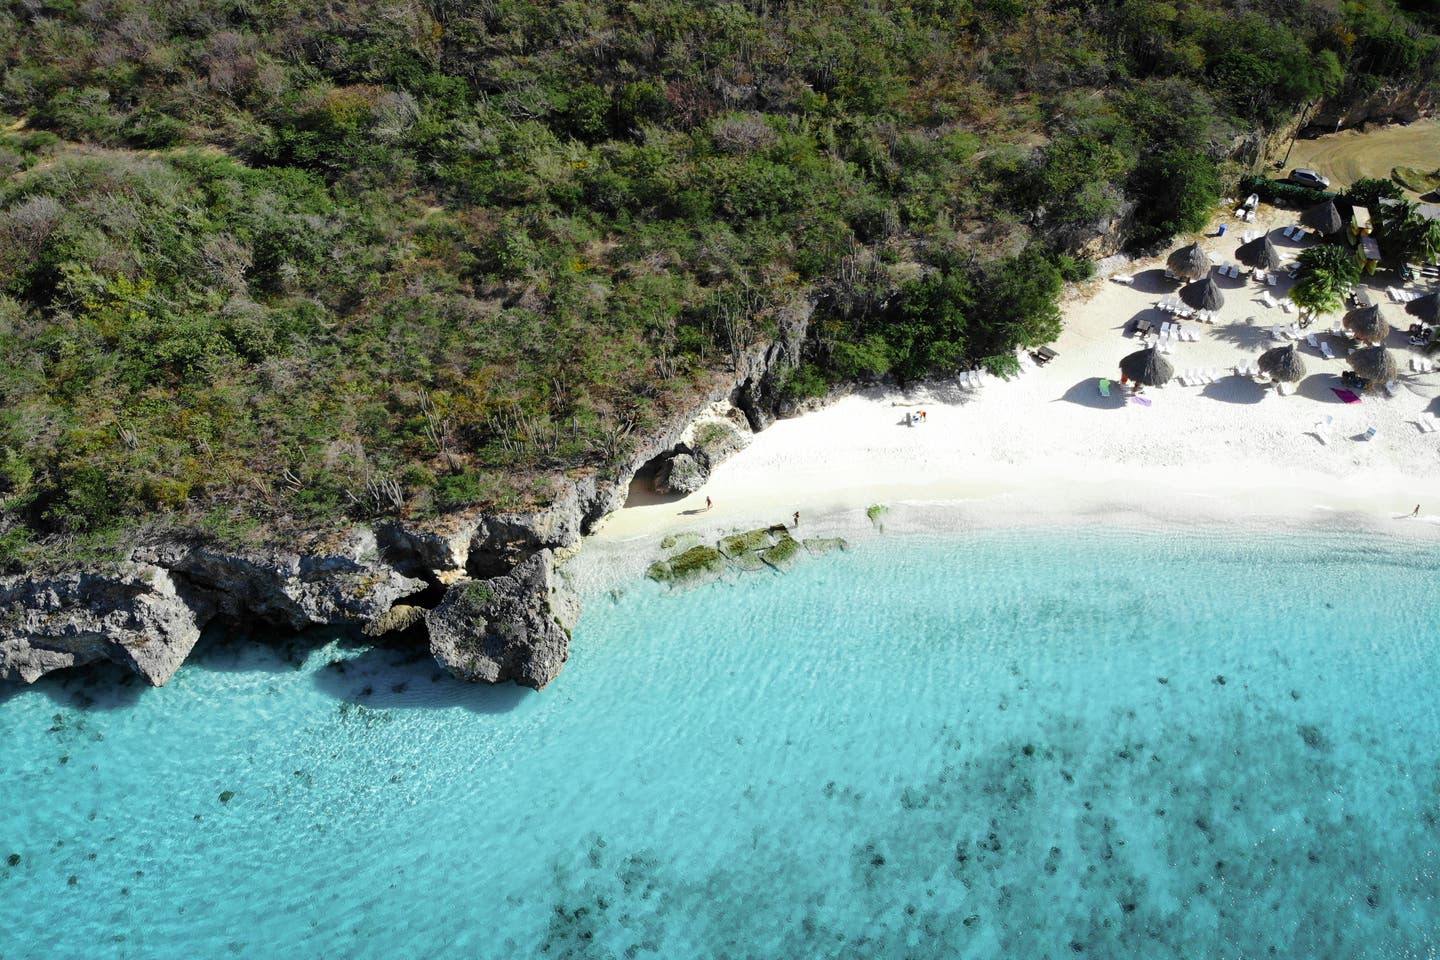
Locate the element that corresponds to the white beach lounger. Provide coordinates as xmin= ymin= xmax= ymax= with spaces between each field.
xmin=1383 ymin=380 xmax=1400 ymax=398
xmin=1418 ymin=415 xmax=1437 ymax=434
xmin=1361 ymin=425 xmax=1378 ymax=441
xmin=1266 ymin=273 xmax=1277 ymax=286
xmin=1258 ymin=292 xmax=1277 ymax=308
xmin=1320 ymin=341 xmax=1335 ymax=360
xmin=1111 ymin=274 xmax=1134 ymax=285
xmin=1306 ymin=333 xmax=1319 ymax=349
xmin=1314 ymin=415 xmax=1334 ymax=443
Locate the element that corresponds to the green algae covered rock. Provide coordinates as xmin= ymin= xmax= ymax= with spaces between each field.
xmin=717 ymin=527 xmax=775 ymax=559
xmin=803 ymin=537 xmax=849 ymax=555
xmin=759 ymin=533 xmax=802 ymax=571
xmin=647 ymin=545 xmax=727 ymax=585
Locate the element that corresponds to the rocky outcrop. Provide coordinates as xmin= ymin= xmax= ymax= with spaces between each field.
xmin=0 ymin=300 xmax=807 ymax=692
xmin=426 ymin=550 xmax=579 ymax=689
xmin=0 ymin=564 xmax=207 ymax=685
xmin=1306 ymin=82 xmax=1439 ymax=134
xmin=653 ymin=449 xmax=708 ymax=495
xmin=134 ymin=529 xmax=423 ymax=630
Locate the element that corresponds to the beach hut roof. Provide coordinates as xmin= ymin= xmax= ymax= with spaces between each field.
xmin=1236 ymin=235 xmax=1283 ymax=271
xmin=1347 ymin=345 xmax=1397 ymax=384
xmin=1343 ymin=305 xmax=1390 ymax=343
xmin=1119 ymin=347 xmax=1174 ymax=387
xmin=1180 ymin=276 xmax=1225 ymax=311
xmin=1300 ymin=200 xmax=1344 ymax=235
xmin=1405 ymin=291 xmax=1440 ymax=325
xmin=1166 ymin=242 xmax=1211 ymax=280
xmin=1257 ymin=342 xmax=1306 ymax=383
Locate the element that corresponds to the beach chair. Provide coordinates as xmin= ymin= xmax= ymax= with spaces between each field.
xmin=1282 ymin=225 xmax=1297 ymax=240
xmin=1111 ymin=274 xmax=1134 ymax=285
xmin=1417 ymin=415 xmax=1437 ymax=434
xmin=1294 ymin=228 xmax=1309 ymax=242
xmin=1098 ymin=379 xmax=1111 ymax=397
xmin=1258 ymin=292 xmax=1277 ymax=308
xmin=1382 ymin=380 xmax=1400 ymax=398
xmin=1320 ymin=341 xmax=1336 ymax=360
xmin=1361 ymin=426 xmax=1378 ymax=441
xmin=1266 ymin=273 xmax=1277 ymax=286
xmin=1314 ymin=415 xmax=1334 ymax=444
xmin=1306 ymin=333 xmax=1319 ymax=349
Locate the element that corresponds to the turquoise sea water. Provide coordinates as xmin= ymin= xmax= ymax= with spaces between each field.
xmin=2 ymin=526 xmax=1438 ymax=958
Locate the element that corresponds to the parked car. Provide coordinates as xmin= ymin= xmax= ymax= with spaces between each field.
xmin=1287 ymin=168 xmax=1331 ymax=189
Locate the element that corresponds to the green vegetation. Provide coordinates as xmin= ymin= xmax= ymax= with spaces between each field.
xmin=1389 ymin=167 xmax=1440 ymax=194
xmin=1374 ymin=199 xmax=1440 ymax=266
xmin=1292 ymin=245 xmax=1362 ymax=316
xmin=0 ymin=1 xmax=1435 ymax=565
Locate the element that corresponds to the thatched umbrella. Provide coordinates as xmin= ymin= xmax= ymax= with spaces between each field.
xmin=1300 ymin=200 xmax=1344 ymax=236
xmin=1348 ymin=345 xmax=1397 ymax=385
xmin=1405 ymin=291 xmax=1440 ymax=326
xmin=1119 ymin=347 xmax=1174 ymax=387
xmin=1343 ymin=305 xmax=1390 ymax=344
xmin=1167 ymin=242 xmax=1211 ymax=280
xmin=1237 ymin=235 xmax=1283 ymax=271
xmin=1258 ymin=343 xmax=1306 ymax=383
xmin=1180 ymin=276 xmax=1225 ymax=311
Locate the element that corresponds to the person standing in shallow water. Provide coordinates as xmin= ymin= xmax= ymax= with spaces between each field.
xmin=792 ymin=511 xmax=800 ymax=528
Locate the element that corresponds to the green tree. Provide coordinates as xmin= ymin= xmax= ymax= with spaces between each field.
xmin=1128 ymin=149 xmax=1221 ymax=246
xmin=1292 ymin=244 xmax=1360 ymax=316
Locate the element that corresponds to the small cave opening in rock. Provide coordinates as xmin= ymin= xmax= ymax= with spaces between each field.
xmin=394 ymin=579 xmax=448 ymax=611
xmin=624 ymin=451 xmax=688 ymax=509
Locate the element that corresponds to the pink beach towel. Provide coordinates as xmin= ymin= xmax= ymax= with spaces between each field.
xmin=1331 ymin=388 xmax=1361 ymax=404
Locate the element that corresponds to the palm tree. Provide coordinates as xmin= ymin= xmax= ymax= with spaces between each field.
xmin=1292 ymin=244 xmax=1360 ymax=316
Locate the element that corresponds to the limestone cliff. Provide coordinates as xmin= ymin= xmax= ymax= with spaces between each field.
xmin=0 ymin=313 xmax=806 ymax=691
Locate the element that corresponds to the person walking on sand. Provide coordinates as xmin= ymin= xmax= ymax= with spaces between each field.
xmin=1412 ymin=504 xmax=1421 ymax=517
xmin=705 ymin=496 xmax=713 ymax=512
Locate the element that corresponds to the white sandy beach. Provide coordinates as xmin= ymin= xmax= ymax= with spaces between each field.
xmin=591 ymin=204 xmax=1440 ymax=552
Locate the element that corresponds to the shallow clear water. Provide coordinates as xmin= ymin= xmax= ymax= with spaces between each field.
xmin=2 ymin=527 xmax=1439 ymax=958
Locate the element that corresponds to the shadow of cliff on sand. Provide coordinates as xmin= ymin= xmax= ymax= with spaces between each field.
xmin=311 ymin=643 xmax=534 ymax=714
xmin=1057 ymin=378 xmax=1127 ymax=410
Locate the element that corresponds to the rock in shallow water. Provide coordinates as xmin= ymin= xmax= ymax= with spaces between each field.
xmin=426 ymin=550 xmax=579 ymax=690
xmin=0 ymin=564 xmax=207 ymax=686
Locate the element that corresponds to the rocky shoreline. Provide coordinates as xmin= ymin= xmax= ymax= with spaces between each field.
xmin=0 ymin=313 xmax=811 ymax=692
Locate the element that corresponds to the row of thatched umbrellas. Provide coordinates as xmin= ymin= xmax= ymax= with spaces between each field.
xmin=1164 ymin=203 xmax=1341 ymax=281
xmin=1120 ymin=344 xmax=1396 ymax=388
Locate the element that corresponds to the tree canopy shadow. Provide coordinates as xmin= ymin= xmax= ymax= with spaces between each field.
xmin=1207 ymin=320 xmax=1274 ymax=351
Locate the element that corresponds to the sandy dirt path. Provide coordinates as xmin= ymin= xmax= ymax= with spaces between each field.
xmin=1283 ymin=119 xmax=1440 ymax=197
